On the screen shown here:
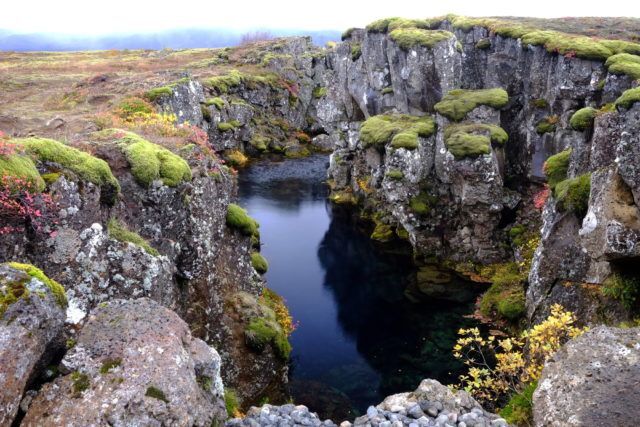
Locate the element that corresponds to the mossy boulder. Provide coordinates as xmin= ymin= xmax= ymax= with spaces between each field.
xmin=251 ymin=252 xmax=268 ymax=274
xmin=14 ymin=137 xmax=120 ymax=196
xmin=104 ymin=130 xmax=191 ymax=188
xmin=226 ymin=203 xmax=259 ymax=237
xmin=615 ymin=87 xmax=640 ymax=109
xmin=570 ymin=107 xmax=598 ymax=131
xmin=554 ymin=173 xmax=591 ymax=217
xmin=2 ymin=262 xmax=67 ymax=315
xmin=360 ymin=114 xmax=435 ymax=149
xmin=435 ymin=88 xmax=508 ymax=121
xmin=443 ymin=123 xmax=508 ymax=159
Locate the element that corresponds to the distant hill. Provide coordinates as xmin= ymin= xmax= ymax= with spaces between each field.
xmin=0 ymin=28 xmax=341 ymax=51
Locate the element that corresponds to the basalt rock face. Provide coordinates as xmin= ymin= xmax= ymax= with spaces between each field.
xmin=22 ymin=298 xmax=227 ymax=427
xmin=533 ymin=326 xmax=640 ymax=427
xmin=0 ymin=265 xmax=67 ymax=426
xmin=0 ymin=134 xmax=285 ymax=405
xmin=320 ymin=23 xmax=639 ymax=323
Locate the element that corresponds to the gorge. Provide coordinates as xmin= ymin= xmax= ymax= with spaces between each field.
xmin=0 ymin=14 xmax=639 ymax=427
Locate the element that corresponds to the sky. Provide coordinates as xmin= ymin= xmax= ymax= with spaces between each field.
xmin=1 ymin=0 xmax=639 ymax=35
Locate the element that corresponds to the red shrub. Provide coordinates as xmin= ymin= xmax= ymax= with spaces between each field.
xmin=0 ymin=175 xmax=58 ymax=236
xmin=534 ymin=186 xmax=550 ymax=210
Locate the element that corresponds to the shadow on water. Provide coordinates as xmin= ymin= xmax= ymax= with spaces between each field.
xmin=238 ymin=155 xmax=481 ymax=421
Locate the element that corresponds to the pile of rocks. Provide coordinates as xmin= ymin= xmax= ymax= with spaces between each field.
xmin=227 ymin=380 xmax=508 ymax=427
xmin=226 ymin=404 xmax=338 ymax=427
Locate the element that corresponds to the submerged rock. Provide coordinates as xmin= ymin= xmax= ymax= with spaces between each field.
xmin=534 ymin=326 xmax=640 ymax=427
xmin=22 ymin=298 xmax=226 ymax=426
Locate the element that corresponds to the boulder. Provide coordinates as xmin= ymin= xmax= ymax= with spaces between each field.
xmin=534 ymin=326 xmax=640 ymax=427
xmin=0 ymin=263 xmax=67 ymax=426
xmin=23 ymin=298 xmax=226 ymax=426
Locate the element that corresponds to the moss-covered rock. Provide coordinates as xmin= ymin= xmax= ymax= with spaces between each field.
xmin=435 ymin=88 xmax=508 ymax=121
xmin=615 ymin=87 xmax=640 ymax=109
xmin=0 ymin=154 xmax=45 ymax=191
xmin=371 ymin=221 xmax=394 ymax=242
xmin=410 ymin=191 xmax=437 ymax=215
xmin=251 ymin=252 xmax=268 ymax=274
xmin=4 ymin=262 xmax=67 ymax=310
xmin=605 ymin=53 xmax=640 ymax=80
xmin=543 ymin=149 xmax=571 ymax=190
xmin=226 ymin=203 xmax=259 ymax=237
xmin=205 ymin=97 xmax=226 ymax=110
xmin=360 ymin=114 xmax=435 ymax=149
xmin=443 ymin=123 xmax=508 ymax=159
xmin=554 ymin=173 xmax=591 ymax=217
xmin=350 ymin=44 xmax=362 ymax=61
xmin=389 ymin=28 xmax=454 ymax=50
xmin=15 ymin=137 xmax=120 ymax=195
xmin=500 ymin=381 xmax=538 ymax=426
xmin=107 ymin=218 xmax=159 ymax=256
xmin=535 ymin=116 xmax=558 ymax=134
xmin=385 ymin=169 xmax=404 ymax=180
xmin=479 ymin=263 xmax=526 ymax=321
xmin=145 ymin=87 xmax=174 ymax=102
xmin=109 ymin=132 xmax=191 ymax=188
xmin=570 ymin=107 xmax=598 ymax=131
xmin=475 ymin=38 xmax=491 ymax=49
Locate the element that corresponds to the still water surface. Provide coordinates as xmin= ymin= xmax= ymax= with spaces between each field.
xmin=238 ymin=154 xmax=478 ymax=420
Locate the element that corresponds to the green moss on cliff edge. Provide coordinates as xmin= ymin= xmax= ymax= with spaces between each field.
xmin=226 ymin=203 xmax=259 ymax=237
xmin=435 ymin=88 xmax=508 ymax=121
xmin=570 ymin=107 xmax=597 ymax=131
xmin=360 ymin=114 xmax=435 ymax=149
xmin=443 ymin=123 xmax=508 ymax=159
xmin=555 ymin=173 xmax=591 ymax=217
xmin=389 ymin=28 xmax=454 ymax=50
xmin=543 ymin=149 xmax=571 ymax=190
xmin=107 ymin=218 xmax=159 ymax=256
xmin=6 ymin=262 xmax=67 ymax=309
xmin=615 ymin=87 xmax=640 ymax=109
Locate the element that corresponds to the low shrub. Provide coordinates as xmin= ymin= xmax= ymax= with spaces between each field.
xmin=224 ymin=388 xmax=241 ymax=418
xmin=351 ymin=44 xmax=362 ymax=61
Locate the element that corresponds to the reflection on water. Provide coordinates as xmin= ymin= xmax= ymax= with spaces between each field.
xmin=238 ymin=155 xmax=480 ymax=421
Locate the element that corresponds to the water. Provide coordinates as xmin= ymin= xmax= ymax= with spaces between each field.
xmin=238 ymin=154 xmax=481 ymax=420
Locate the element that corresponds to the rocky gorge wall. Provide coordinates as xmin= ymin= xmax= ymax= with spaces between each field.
xmin=311 ymin=20 xmax=640 ymax=325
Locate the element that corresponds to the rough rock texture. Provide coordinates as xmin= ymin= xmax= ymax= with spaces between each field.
xmin=317 ymin=21 xmax=638 ymax=322
xmin=0 ymin=126 xmax=285 ymax=404
xmin=534 ymin=326 xmax=640 ymax=427
xmin=22 ymin=298 xmax=226 ymax=427
xmin=0 ymin=264 xmax=67 ymax=426
xmin=228 ymin=380 xmax=506 ymax=427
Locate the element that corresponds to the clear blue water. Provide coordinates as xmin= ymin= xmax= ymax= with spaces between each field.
xmin=238 ymin=154 xmax=480 ymax=420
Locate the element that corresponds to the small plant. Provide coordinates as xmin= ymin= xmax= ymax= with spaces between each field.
xmin=454 ymin=304 xmax=587 ymax=408
xmin=602 ymin=273 xmax=640 ymax=310
xmin=224 ymin=388 xmax=241 ymax=418
xmin=475 ymin=38 xmax=491 ymax=50
xmin=499 ymin=380 xmax=538 ymax=425
xmin=107 ymin=218 xmax=159 ymax=256
xmin=351 ymin=43 xmax=362 ymax=61
xmin=385 ymin=169 xmax=404 ymax=180
xmin=0 ymin=175 xmax=58 ymax=236
xmin=145 ymin=386 xmax=169 ymax=403
xmin=71 ymin=372 xmax=90 ymax=397
xmin=312 ymin=87 xmax=327 ymax=98
xmin=530 ymin=98 xmax=548 ymax=109
xmin=100 ymin=358 xmax=122 ymax=374
xmin=535 ymin=115 xmax=558 ymax=134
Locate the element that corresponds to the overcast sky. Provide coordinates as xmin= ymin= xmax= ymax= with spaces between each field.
xmin=2 ymin=0 xmax=639 ymax=34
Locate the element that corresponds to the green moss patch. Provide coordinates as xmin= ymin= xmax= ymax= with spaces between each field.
xmin=6 ymin=262 xmax=67 ymax=309
xmin=226 ymin=203 xmax=259 ymax=237
xmin=145 ymin=386 xmax=169 ymax=403
xmin=410 ymin=191 xmax=437 ymax=215
xmin=71 ymin=372 xmax=90 ymax=397
xmin=602 ymin=272 xmax=640 ymax=310
xmin=245 ymin=317 xmax=290 ymax=359
xmin=389 ymin=28 xmax=454 ymax=50
xmin=444 ymin=123 xmax=508 ymax=159
xmin=570 ymin=107 xmax=597 ymax=131
xmin=111 ymin=131 xmax=191 ymax=187
xmin=251 ymin=252 xmax=269 ymax=274
xmin=145 ymin=87 xmax=174 ymax=102
xmin=313 ymin=87 xmax=327 ymax=98
xmin=360 ymin=114 xmax=435 ymax=149
xmin=205 ymin=97 xmax=226 ymax=110
xmin=615 ymin=87 xmax=640 ymax=109
xmin=224 ymin=388 xmax=240 ymax=417
xmin=15 ymin=137 xmax=120 ymax=195
xmin=385 ymin=169 xmax=404 ymax=180
xmin=435 ymin=88 xmax=508 ymax=121
xmin=0 ymin=275 xmax=29 ymax=317
xmin=479 ymin=262 xmax=526 ymax=321
xmin=554 ymin=173 xmax=591 ymax=217
xmin=0 ymin=154 xmax=45 ymax=192
xmin=500 ymin=381 xmax=538 ymax=425
xmin=543 ymin=149 xmax=571 ymax=190
xmin=99 ymin=358 xmax=122 ymax=374
xmin=366 ymin=17 xmax=442 ymax=33
xmin=205 ymin=70 xmax=280 ymax=94
xmin=371 ymin=221 xmax=394 ymax=242
xmin=535 ymin=116 xmax=558 ymax=134
xmin=107 ymin=218 xmax=159 ymax=256
xmin=475 ymin=38 xmax=491 ymax=50
xmin=605 ymin=53 xmax=640 ymax=80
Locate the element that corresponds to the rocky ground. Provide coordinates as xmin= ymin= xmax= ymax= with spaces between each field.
xmin=1 ymin=13 xmax=640 ymax=427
